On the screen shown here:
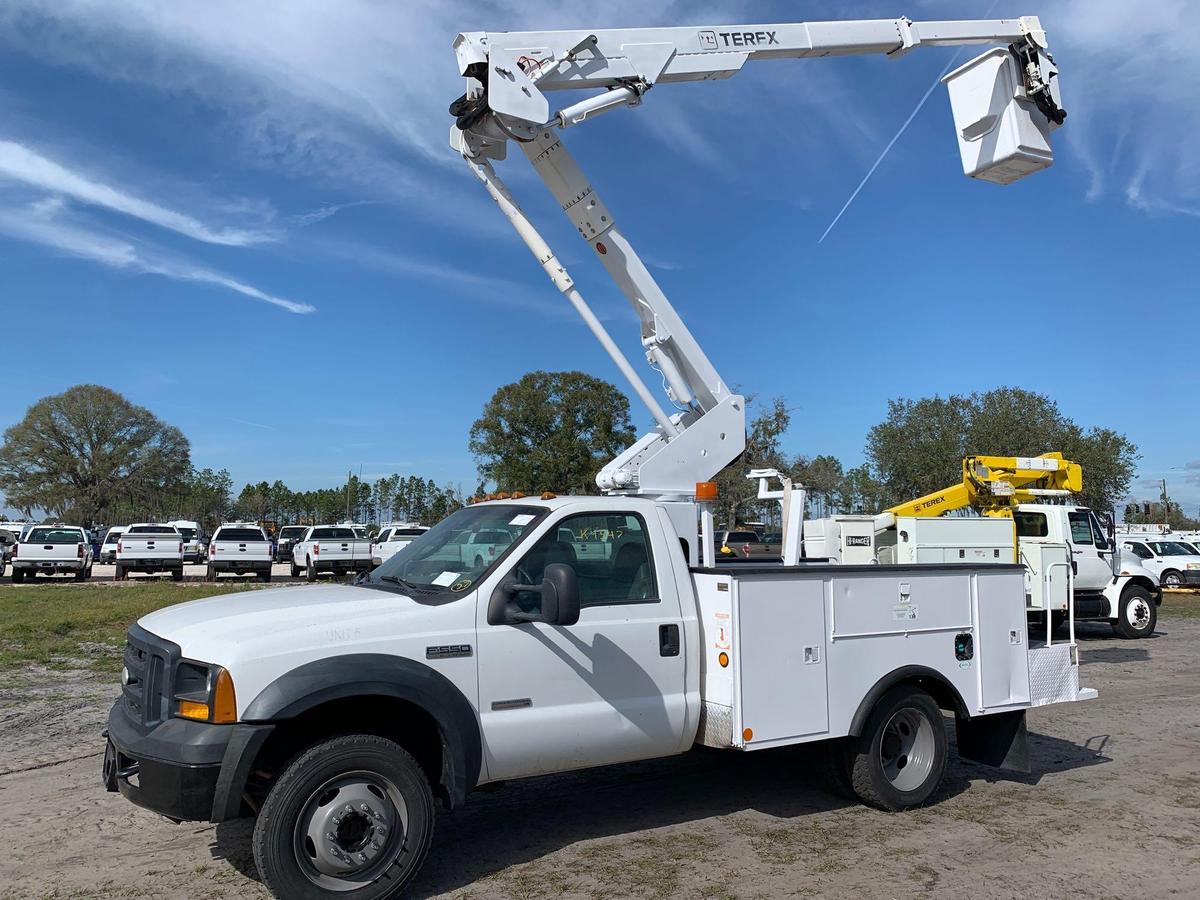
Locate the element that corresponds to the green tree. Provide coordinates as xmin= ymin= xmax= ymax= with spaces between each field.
xmin=469 ymin=371 xmax=637 ymax=495
xmin=865 ymin=386 xmax=1137 ymax=512
xmin=0 ymin=384 xmax=190 ymax=526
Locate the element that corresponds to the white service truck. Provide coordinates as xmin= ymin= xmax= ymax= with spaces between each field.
xmin=115 ymin=523 xmax=184 ymax=581
xmin=291 ymin=525 xmax=373 ymax=581
xmin=168 ymin=519 xmax=207 ymax=563
xmin=207 ymin=523 xmax=274 ymax=582
xmin=103 ymin=13 xmax=1082 ymax=899
xmin=10 ymin=525 xmax=94 ymax=582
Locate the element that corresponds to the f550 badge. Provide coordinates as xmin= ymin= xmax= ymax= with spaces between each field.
xmin=426 ymin=645 xmax=472 ymax=660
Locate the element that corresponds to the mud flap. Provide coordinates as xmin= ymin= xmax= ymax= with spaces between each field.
xmin=955 ymin=709 xmax=1030 ymax=773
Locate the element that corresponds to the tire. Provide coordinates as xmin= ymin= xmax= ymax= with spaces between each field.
xmin=252 ymin=734 xmax=435 ymax=900
xmin=1161 ymin=570 xmax=1183 ymax=588
xmin=846 ymin=686 xmax=947 ymax=812
xmin=291 ymin=560 xmax=301 ymax=579
xmin=11 ymin=568 xmax=24 ymax=584
xmin=114 ymin=565 xmax=125 ymax=582
xmin=206 ymin=564 xmax=217 ymax=583
xmin=259 ymin=569 xmax=273 ymax=583
xmin=74 ymin=566 xmax=87 ymax=582
xmin=1113 ymin=585 xmax=1156 ymax=639
xmin=172 ymin=567 xmax=184 ymax=582
xmin=306 ymin=558 xmax=317 ymax=583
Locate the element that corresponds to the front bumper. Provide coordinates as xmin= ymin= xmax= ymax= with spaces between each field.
xmin=104 ymin=701 xmax=273 ymax=822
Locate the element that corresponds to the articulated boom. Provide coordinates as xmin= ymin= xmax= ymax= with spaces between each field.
xmin=451 ymin=15 xmax=1065 ymax=500
xmin=886 ymin=453 xmax=1084 ymax=520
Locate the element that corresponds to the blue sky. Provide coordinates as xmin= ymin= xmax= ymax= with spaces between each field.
xmin=0 ymin=0 xmax=1197 ymax=516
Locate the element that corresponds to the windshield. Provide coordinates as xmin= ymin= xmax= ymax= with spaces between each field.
xmin=25 ymin=527 xmax=83 ymax=543
xmin=369 ymin=504 xmax=547 ymax=594
xmin=279 ymin=527 xmax=306 ymax=540
xmin=1150 ymin=541 xmax=1198 ymax=556
xmin=177 ymin=528 xmax=197 ymax=541
xmin=103 ymin=529 xmax=124 ymax=545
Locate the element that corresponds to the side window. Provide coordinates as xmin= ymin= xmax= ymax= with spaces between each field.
xmin=511 ymin=513 xmax=658 ymax=612
xmin=1014 ymin=512 xmax=1048 ymax=538
xmin=1125 ymin=542 xmax=1153 ymax=560
xmin=1067 ymin=512 xmax=1093 ymax=545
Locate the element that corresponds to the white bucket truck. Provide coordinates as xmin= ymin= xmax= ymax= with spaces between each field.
xmin=103 ymin=14 xmax=1085 ymax=899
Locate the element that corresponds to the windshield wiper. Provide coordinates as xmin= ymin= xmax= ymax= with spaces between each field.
xmin=378 ymin=575 xmax=437 ymax=594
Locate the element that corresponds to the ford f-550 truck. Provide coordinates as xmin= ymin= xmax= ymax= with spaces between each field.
xmin=103 ymin=13 xmax=1076 ymax=898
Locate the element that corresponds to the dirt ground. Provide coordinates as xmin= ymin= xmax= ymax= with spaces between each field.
xmin=2 ymin=614 xmax=1198 ymax=900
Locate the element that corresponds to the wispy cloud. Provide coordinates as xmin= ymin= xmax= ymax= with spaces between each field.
xmin=0 ymin=140 xmax=275 ymax=245
xmin=289 ymin=200 xmax=376 ymax=228
xmin=1054 ymin=0 xmax=1200 ymax=216
xmin=0 ymin=199 xmax=314 ymax=314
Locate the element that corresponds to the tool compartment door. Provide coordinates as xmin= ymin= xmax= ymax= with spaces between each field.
xmin=736 ymin=575 xmax=828 ymax=745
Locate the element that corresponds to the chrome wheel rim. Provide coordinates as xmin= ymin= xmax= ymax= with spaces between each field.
xmin=294 ymin=770 xmax=408 ymax=891
xmin=1126 ymin=597 xmax=1151 ymax=630
xmin=879 ymin=708 xmax=935 ymax=792
xmin=1164 ymin=573 xmax=1181 ymax=586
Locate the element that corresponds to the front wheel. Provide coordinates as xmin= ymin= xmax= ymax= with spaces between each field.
xmin=844 ymin=686 xmax=947 ymax=811
xmin=1160 ymin=570 xmax=1183 ymax=588
xmin=1114 ymin=585 xmax=1156 ymax=639
xmin=252 ymin=734 xmax=435 ymax=900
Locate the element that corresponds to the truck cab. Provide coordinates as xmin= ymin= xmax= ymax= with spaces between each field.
xmin=1118 ymin=537 xmax=1200 ymax=588
xmin=1013 ymin=504 xmax=1160 ymax=637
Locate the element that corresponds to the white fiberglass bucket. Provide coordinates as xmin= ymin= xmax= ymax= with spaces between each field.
xmin=942 ymin=47 xmax=1055 ymax=185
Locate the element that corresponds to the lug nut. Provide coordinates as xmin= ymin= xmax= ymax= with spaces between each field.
xmin=361 ymin=804 xmax=370 ymax=812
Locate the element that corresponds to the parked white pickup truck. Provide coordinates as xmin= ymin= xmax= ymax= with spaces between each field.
xmin=1119 ymin=537 xmax=1200 ymax=588
xmin=291 ymin=525 xmax=372 ymax=581
xmin=169 ymin=520 xmax=207 ymax=564
xmin=370 ymin=524 xmax=429 ymax=566
xmin=10 ymin=525 xmax=94 ymax=582
xmin=207 ymin=524 xmax=273 ymax=582
xmin=116 ymin=524 xmax=184 ymax=581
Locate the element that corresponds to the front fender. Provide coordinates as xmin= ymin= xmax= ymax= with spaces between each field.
xmin=242 ymin=654 xmax=482 ymax=807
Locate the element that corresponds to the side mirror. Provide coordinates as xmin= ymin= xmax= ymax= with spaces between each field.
xmin=487 ymin=563 xmax=580 ymax=626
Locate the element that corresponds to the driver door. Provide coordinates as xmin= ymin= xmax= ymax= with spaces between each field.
xmin=475 ymin=510 xmax=689 ymax=781
xmin=1067 ymin=511 xmax=1112 ymax=591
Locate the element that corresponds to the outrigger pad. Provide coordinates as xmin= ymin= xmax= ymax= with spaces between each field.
xmin=956 ymin=709 xmax=1030 ymax=773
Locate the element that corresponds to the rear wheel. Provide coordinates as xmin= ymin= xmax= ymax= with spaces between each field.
xmin=846 ymin=686 xmax=947 ymax=811
xmin=206 ymin=564 xmax=217 ymax=582
xmin=291 ymin=559 xmax=301 ymax=578
xmin=114 ymin=565 xmax=125 ymax=582
xmin=1114 ymin=585 xmax=1156 ymax=639
xmin=74 ymin=566 xmax=87 ymax=582
xmin=252 ymin=734 xmax=435 ymax=900
xmin=306 ymin=558 xmax=317 ymax=583
xmin=259 ymin=569 xmax=273 ymax=583
xmin=172 ymin=566 xmax=184 ymax=582
xmin=11 ymin=568 xmax=24 ymax=583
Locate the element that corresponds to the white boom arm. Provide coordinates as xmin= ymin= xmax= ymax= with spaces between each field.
xmin=450 ymin=15 xmax=1064 ymax=500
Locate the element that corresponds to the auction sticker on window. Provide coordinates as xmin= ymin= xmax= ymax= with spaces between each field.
xmin=509 ymin=514 xmax=535 ymax=526
xmin=433 ymin=571 xmax=461 ymax=587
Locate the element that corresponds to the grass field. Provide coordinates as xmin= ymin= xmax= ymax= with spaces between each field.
xmin=0 ymin=582 xmax=268 ymax=674
xmin=0 ymin=581 xmax=1197 ymax=676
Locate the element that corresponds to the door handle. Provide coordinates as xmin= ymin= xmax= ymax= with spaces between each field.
xmin=659 ymin=624 xmax=680 ymax=657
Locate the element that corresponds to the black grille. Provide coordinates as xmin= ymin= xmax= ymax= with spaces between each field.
xmin=121 ymin=624 xmax=181 ymax=728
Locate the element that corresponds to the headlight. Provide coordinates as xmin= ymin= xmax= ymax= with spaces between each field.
xmin=173 ymin=661 xmax=237 ymax=724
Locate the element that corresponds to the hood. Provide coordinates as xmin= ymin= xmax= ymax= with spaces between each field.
xmin=137 ymin=583 xmax=445 ymax=667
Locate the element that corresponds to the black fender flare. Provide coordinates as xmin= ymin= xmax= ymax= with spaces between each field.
xmin=848 ymin=665 xmax=970 ymax=737
xmin=241 ymin=654 xmax=482 ymax=808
